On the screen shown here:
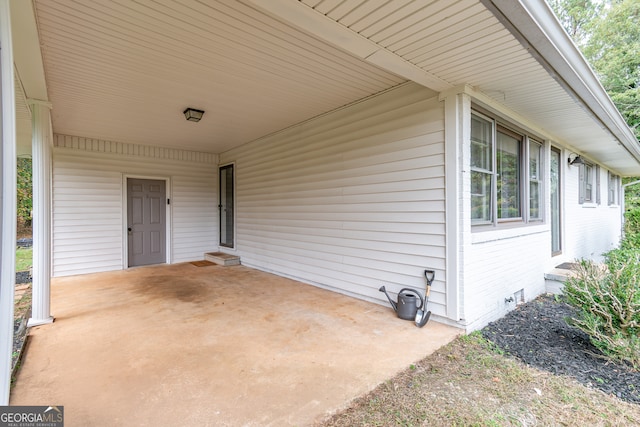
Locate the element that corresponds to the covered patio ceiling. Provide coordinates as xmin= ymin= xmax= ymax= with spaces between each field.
xmin=12 ymin=0 xmax=640 ymax=174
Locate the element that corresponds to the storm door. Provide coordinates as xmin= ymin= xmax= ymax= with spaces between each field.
xmin=127 ymin=178 xmax=166 ymax=267
xmin=219 ymin=165 xmax=234 ymax=248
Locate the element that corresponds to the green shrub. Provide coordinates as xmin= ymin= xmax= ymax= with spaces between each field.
xmin=624 ymin=208 xmax=640 ymax=249
xmin=564 ymin=247 xmax=640 ymax=369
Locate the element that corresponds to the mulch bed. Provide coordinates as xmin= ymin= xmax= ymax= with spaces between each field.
xmin=481 ymin=294 xmax=640 ymax=404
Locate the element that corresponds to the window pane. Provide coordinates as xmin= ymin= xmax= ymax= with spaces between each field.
xmin=497 ymin=130 xmax=521 ymax=219
xmin=585 ymin=165 xmax=593 ymax=202
xmin=471 ymin=115 xmax=492 ymax=171
xmin=609 ymin=173 xmax=614 ymax=204
xmin=608 ymin=172 xmax=618 ymax=205
xmin=471 ymin=171 xmax=492 ymax=223
xmin=529 ymin=141 xmax=542 ymax=219
xmin=530 ymin=181 xmax=540 ymax=219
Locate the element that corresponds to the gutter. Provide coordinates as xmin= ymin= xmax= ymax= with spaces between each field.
xmin=482 ymin=0 xmax=640 ymax=166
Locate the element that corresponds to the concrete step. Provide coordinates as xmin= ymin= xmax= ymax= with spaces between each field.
xmin=544 ymin=264 xmax=577 ymax=294
xmin=205 ymin=251 xmax=240 ymax=266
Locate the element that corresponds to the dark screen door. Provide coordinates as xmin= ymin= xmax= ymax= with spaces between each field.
xmin=219 ymin=165 xmax=234 ymax=248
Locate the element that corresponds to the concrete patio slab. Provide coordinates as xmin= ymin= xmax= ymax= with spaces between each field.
xmin=11 ymin=263 xmax=461 ymax=426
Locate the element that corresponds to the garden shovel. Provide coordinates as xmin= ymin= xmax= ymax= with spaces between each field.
xmin=415 ymin=270 xmax=435 ymax=328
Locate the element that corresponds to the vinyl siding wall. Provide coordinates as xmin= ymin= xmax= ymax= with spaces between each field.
xmin=52 ymin=135 xmax=218 ymax=276
xmin=219 ymin=83 xmax=449 ymax=318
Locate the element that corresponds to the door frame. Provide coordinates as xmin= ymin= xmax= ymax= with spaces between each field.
xmin=122 ymin=174 xmax=172 ymax=268
xmin=218 ymin=162 xmax=236 ymax=250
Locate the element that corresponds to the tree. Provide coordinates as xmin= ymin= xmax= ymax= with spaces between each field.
xmin=583 ymin=0 xmax=640 ymax=140
xmin=16 ymin=157 xmax=32 ymax=229
xmin=550 ymin=0 xmax=640 ymax=237
xmin=549 ymin=0 xmax=640 ymax=140
xmin=546 ymin=0 xmax=603 ymax=46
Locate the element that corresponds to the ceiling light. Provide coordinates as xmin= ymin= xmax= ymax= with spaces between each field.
xmin=183 ymin=108 xmax=205 ymax=122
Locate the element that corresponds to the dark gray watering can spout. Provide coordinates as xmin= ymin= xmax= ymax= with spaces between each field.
xmin=378 ymin=286 xmax=397 ymax=312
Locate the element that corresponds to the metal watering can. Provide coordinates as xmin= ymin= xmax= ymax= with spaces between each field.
xmin=379 ymin=270 xmax=435 ymax=328
xmin=378 ymin=286 xmax=423 ymax=321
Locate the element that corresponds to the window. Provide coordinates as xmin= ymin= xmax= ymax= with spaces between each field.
xmin=496 ymin=128 xmax=522 ymax=220
xmin=471 ymin=111 xmax=543 ymax=227
xmin=608 ymin=172 xmax=620 ymax=205
xmin=579 ymin=162 xmax=598 ymax=204
xmin=529 ymin=141 xmax=543 ymax=220
xmin=596 ymin=165 xmax=601 ymax=204
xmin=585 ymin=164 xmax=593 ymax=202
xmin=471 ymin=115 xmax=493 ymax=223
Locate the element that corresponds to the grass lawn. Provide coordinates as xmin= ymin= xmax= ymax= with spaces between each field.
xmin=16 ymin=247 xmax=32 ymax=272
xmin=320 ymin=334 xmax=640 ymax=426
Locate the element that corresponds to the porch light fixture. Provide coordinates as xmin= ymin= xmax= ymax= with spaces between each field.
xmin=183 ymin=108 xmax=205 ymax=122
xmin=568 ymin=153 xmax=585 ymax=166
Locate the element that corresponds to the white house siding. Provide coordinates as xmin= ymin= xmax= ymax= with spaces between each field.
xmin=561 ymin=159 xmax=621 ymax=262
xmin=218 ymin=83 xmax=449 ymax=317
xmin=52 ymin=135 xmax=218 ymax=276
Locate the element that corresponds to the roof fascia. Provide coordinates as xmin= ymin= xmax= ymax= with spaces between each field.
xmin=481 ymin=0 xmax=640 ymax=163
xmin=11 ymin=0 xmax=48 ymax=101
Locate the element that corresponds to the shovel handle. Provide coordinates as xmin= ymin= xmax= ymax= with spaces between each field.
xmin=424 ymin=269 xmax=435 ymax=286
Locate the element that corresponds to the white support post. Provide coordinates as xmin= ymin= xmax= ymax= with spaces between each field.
xmin=0 ymin=0 xmax=17 ymax=405
xmin=28 ymin=100 xmax=54 ymax=327
xmin=441 ymin=89 xmax=471 ymax=323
